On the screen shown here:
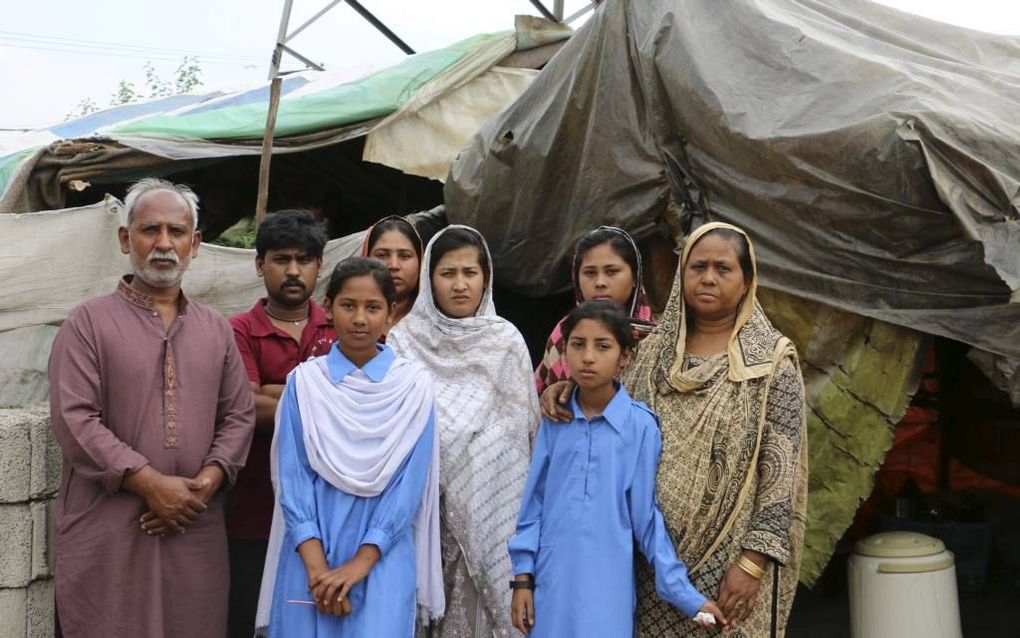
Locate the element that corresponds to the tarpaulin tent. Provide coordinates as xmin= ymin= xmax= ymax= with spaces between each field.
xmin=445 ymin=0 xmax=1020 ymax=582
xmin=0 ymin=18 xmax=570 ymax=405
xmin=0 ymin=17 xmax=570 ymax=216
xmin=448 ymin=0 xmax=1020 ymax=386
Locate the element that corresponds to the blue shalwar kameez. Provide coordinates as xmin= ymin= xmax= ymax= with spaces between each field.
xmin=508 ymin=385 xmax=706 ymax=637
xmin=268 ymin=346 xmax=435 ymax=637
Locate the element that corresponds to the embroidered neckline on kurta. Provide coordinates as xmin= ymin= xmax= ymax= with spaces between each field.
xmin=116 ymin=275 xmax=189 ymax=314
xmin=117 ymin=277 xmax=156 ymax=310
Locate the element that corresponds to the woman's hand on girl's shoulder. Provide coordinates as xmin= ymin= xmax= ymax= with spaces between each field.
xmin=539 ymin=380 xmax=575 ymax=423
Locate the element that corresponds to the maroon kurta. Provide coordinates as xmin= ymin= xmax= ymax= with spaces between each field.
xmin=48 ymin=277 xmax=255 ymax=638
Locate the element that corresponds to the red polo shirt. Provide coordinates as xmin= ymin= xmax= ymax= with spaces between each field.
xmin=226 ymin=298 xmax=336 ymax=540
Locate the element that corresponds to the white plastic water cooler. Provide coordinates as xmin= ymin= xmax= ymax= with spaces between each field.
xmin=847 ymin=531 xmax=962 ymax=637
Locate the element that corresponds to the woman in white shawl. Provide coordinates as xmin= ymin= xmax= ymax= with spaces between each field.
xmin=388 ymin=226 xmax=540 ymax=638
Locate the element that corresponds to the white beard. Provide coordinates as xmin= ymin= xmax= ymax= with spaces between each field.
xmin=130 ymin=251 xmax=188 ymax=289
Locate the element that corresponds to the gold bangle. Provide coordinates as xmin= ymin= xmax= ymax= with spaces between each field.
xmin=741 ymin=555 xmax=766 ymax=577
xmin=737 ymin=556 xmax=765 ymax=580
xmin=736 ymin=562 xmax=760 ymax=580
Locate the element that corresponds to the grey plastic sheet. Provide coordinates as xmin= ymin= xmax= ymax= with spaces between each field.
xmin=445 ymin=0 xmax=1020 ymax=393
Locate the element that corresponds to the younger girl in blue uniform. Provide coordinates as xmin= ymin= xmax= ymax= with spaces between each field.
xmin=256 ymin=257 xmax=443 ymax=636
xmin=508 ymin=301 xmax=727 ymax=637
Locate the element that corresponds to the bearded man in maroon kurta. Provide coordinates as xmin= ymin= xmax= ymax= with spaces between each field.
xmin=48 ymin=178 xmax=255 ymax=638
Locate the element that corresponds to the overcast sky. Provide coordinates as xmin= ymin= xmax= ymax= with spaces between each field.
xmin=2 ymin=0 xmax=1019 ymax=129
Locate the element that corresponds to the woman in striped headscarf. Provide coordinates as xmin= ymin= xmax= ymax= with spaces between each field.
xmin=534 ymin=226 xmax=655 ymax=395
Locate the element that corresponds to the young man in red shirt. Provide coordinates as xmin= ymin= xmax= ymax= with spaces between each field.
xmin=226 ymin=211 xmax=336 ymax=638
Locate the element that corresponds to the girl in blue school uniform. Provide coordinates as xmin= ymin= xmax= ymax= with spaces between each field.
xmin=255 ymin=257 xmax=444 ymax=637
xmin=508 ymin=300 xmax=727 ymax=637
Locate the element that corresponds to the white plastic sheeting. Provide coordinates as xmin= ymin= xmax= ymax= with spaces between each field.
xmin=0 ymin=196 xmax=366 ymax=334
xmin=0 ymin=196 xmax=374 ymax=406
xmin=0 ymin=325 xmax=58 ymax=406
xmin=364 ymin=66 xmax=538 ymax=182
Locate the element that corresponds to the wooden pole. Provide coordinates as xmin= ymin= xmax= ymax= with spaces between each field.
xmin=255 ymin=0 xmax=293 ymax=229
xmin=254 ymin=76 xmax=283 ymax=228
xmin=253 ymin=0 xmax=413 ymax=228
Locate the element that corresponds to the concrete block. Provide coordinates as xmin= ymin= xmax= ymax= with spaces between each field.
xmin=0 ymin=503 xmax=33 ymax=588
xmin=0 ymin=587 xmax=27 ymax=638
xmin=26 ymin=579 xmax=55 ymax=638
xmin=29 ymin=411 xmax=62 ymax=499
xmin=31 ymin=500 xmax=54 ymax=580
xmin=0 ymin=415 xmax=31 ymax=503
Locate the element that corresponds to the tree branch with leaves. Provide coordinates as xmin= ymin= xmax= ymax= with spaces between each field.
xmin=65 ymin=56 xmax=204 ymax=120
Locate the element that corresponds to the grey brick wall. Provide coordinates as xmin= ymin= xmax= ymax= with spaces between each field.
xmin=0 ymin=406 xmax=57 ymax=638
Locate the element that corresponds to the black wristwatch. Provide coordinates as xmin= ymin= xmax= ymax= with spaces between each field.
xmin=509 ymin=575 xmax=535 ymax=590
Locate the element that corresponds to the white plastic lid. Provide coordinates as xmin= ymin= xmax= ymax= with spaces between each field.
xmin=855 ymin=531 xmax=946 ymax=558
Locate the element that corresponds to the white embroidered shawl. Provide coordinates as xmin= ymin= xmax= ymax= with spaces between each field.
xmin=387 ymin=225 xmax=540 ymax=637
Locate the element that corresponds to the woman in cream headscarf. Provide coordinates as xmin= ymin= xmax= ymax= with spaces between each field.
xmin=360 ymin=215 xmax=424 ymax=339
xmin=543 ymin=222 xmax=808 ymax=637
xmin=388 ymin=225 xmax=540 ymax=638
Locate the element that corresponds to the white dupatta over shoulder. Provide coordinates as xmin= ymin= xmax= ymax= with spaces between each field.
xmin=388 ymin=225 xmax=540 ymax=637
xmin=255 ymin=350 xmax=444 ymax=633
